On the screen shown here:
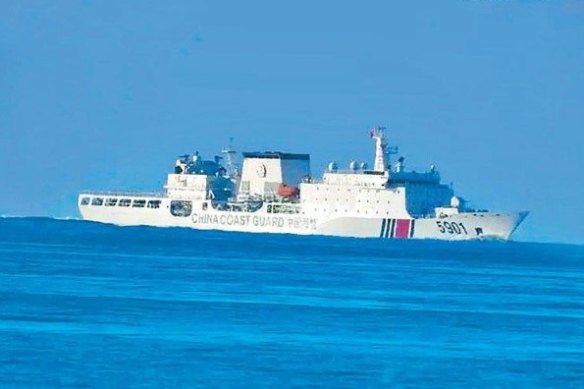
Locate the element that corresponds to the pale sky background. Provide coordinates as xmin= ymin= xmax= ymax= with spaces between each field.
xmin=1 ymin=1 xmax=583 ymax=244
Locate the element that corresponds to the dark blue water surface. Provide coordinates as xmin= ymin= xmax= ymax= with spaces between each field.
xmin=1 ymin=217 xmax=583 ymax=388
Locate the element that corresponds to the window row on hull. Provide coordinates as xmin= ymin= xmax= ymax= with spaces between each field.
xmin=80 ymin=197 xmax=161 ymax=209
xmin=80 ymin=197 xmax=193 ymax=217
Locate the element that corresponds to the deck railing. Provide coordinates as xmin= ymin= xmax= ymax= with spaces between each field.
xmin=79 ymin=191 xmax=165 ymax=198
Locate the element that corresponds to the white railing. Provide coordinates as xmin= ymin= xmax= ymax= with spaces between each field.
xmin=79 ymin=191 xmax=165 ymax=198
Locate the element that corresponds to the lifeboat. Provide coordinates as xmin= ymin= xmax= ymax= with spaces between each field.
xmin=277 ymin=184 xmax=299 ymax=198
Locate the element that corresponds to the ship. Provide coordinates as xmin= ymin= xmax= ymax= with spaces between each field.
xmin=78 ymin=128 xmax=528 ymax=240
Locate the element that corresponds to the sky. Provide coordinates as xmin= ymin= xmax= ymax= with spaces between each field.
xmin=1 ymin=0 xmax=582 ymax=244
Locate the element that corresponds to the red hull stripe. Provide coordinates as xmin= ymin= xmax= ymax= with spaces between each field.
xmin=380 ymin=219 xmax=413 ymax=239
xmin=395 ymin=219 xmax=411 ymax=239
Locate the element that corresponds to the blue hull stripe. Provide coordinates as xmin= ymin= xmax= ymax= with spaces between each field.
xmin=380 ymin=219 xmax=387 ymax=238
xmin=389 ymin=219 xmax=396 ymax=238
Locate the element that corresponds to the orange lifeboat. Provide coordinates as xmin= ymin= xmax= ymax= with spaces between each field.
xmin=277 ymin=184 xmax=299 ymax=198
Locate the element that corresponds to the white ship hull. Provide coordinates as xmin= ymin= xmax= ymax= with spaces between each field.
xmin=79 ymin=196 xmax=527 ymax=240
xmin=78 ymin=128 xmax=528 ymax=240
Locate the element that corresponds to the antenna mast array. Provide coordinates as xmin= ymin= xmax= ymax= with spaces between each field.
xmin=221 ymin=137 xmax=239 ymax=177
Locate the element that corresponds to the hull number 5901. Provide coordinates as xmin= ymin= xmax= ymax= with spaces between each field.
xmin=436 ymin=221 xmax=467 ymax=235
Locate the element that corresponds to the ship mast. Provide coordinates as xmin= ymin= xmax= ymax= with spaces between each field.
xmin=370 ymin=126 xmax=398 ymax=172
xmin=221 ymin=137 xmax=239 ymax=177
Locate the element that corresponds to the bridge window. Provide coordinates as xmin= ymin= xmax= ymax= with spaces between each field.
xmin=118 ymin=199 xmax=131 ymax=207
xmin=91 ymin=197 xmax=103 ymax=206
xmin=132 ymin=199 xmax=146 ymax=208
xmin=105 ymin=198 xmax=118 ymax=207
xmin=170 ymin=200 xmax=192 ymax=217
xmin=80 ymin=197 xmax=90 ymax=205
xmin=147 ymin=200 xmax=161 ymax=209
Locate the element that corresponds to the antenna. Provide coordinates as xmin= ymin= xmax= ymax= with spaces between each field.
xmin=221 ymin=137 xmax=239 ymax=177
xmin=386 ymin=144 xmax=399 ymax=169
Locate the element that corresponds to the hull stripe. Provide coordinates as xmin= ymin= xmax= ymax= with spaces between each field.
xmin=389 ymin=219 xmax=396 ymax=238
xmin=395 ymin=219 xmax=411 ymax=239
xmin=381 ymin=219 xmax=415 ymax=239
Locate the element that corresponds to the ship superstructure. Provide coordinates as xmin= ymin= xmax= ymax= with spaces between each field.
xmin=78 ymin=128 xmax=528 ymax=240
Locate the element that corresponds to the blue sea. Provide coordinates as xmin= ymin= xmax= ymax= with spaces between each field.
xmin=1 ymin=217 xmax=583 ymax=388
